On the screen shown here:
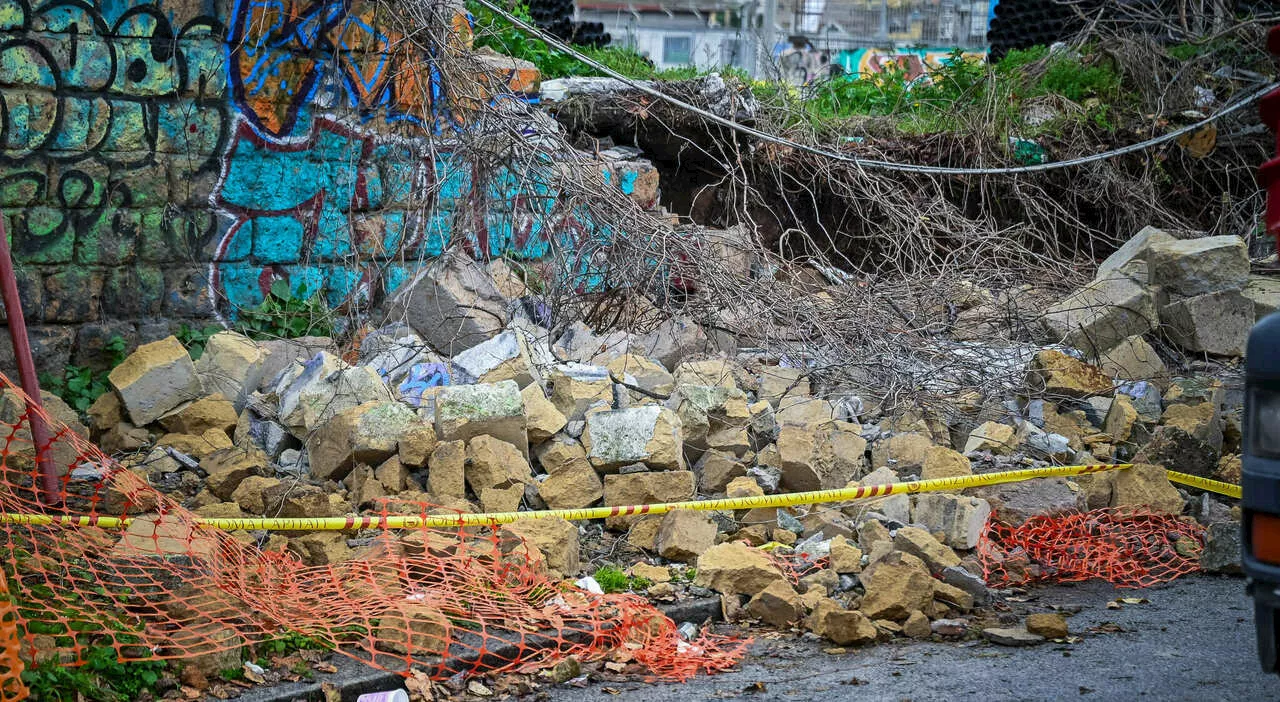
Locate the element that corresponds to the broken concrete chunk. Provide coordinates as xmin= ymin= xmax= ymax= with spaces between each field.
xmin=746 ymin=580 xmax=804 ymax=628
xmin=159 ymin=394 xmax=238 ymax=437
xmin=870 ymin=432 xmax=933 ymax=473
xmin=975 ymin=478 xmax=1082 ymax=526
xmin=756 ymin=367 xmax=810 ymax=408
xmin=1160 ymin=290 xmax=1253 ymax=357
xmin=548 ymin=365 xmax=613 ymax=424
xmin=389 ymin=255 xmax=509 ymax=356
xmin=694 ymin=449 xmax=748 ymax=494
xmin=1243 ymin=274 xmax=1280 ymax=321
xmin=537 ymin=460 xmax=604 ymax=509
xmin=777 ymin=424 xmax=868 ymax=492
xmin=1027 ymin=350 xmax=1113 ymax=399
xmin=983 ymin=627 xmax=1044 ymax=646
xmin=194 ymin=332 xmax=265 ymax=411
xmin=306 ymin=401 xmax=416 ymax=482
xmin=1133 ymin=425 xmax=1219 ymax=478
xmin=553 ymin=321 xmax=632 ymax=365
xmin=1161 ymin=402 xmax=1222 ymax=452
xmin=202 ymin=446 xmax=269 ymax=500
xmin=631 ymin=316 xmax=724 ymax=370
xmin=1096 ymin=226 xmax=1176 ymax=281
xmin=278 ymin=353 xmax=392 ymax=435
xmin=521 ymin=383 xmax=567 ymax=444
xmin=500 ymin=517 xmax=579 ymax=579
xmin=1110 ymin=463 xmax=1184 ymax=514
xmin=602 ymin=471 xmax=696 ymax=529
xmin=655 ymin=509 xmax=718 ymax=562
xmin=893 ymin=526 xmax=961 ymax=573
xmin=108 ymin=336 xmax=203 ymax=426
xmin=808 ymin=599 xmax=878 ymax=646
xmin=466 ymin=435 xmax=533 ymax=496
xmin=921 ymin=445 xmax=972 ymax=480
xmin=1042 ymin=276 xmax=1157 ymax=356
xmin=1200 ymin=521 xmax=1242 ymax=574
xmin=606 ymin=354 xmax=675 ymax=399
xmin=1147 ymin=235 xmax=1249 ymax=297
xmin=583 ymin=405 xmax=684 ymax=471
xmin=288 ymin=532 xmax=354 ymax=566
xmin=694 ymin=541 xmax=787 ymax=596
xmin=775 ymin=395 xmax=836 ymax=427
xmin=859 ymin=552 xmax=934 ymax=622
xmin=829 ymin=535 xmax=863 ymax=574
xmin=436 ymin=381 xmax=528 ymax=458
xmin=1025 ymin=613 xmax=1069 ymax=639
xmin=397 ymin=422 xmax=438 ymax=468
xmin=963 ymin=421 xmax=1017 ymax=455
xmin=451 ymin=331 xmax=535 ymax=388
xmin=1096 ymin=335 xmax=1167 ymax=384
xmin=674 ymin=359 xmax=739 ymax=389
xmin=427 ymin=440 xmax=467 ymax=499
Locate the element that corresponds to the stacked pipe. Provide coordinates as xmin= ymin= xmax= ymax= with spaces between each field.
xmin=989 ymin=0 xmax=1280 ymax=60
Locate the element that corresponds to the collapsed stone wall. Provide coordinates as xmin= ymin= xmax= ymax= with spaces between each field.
xmin=0 ymin=0 xmax=659 ymax=375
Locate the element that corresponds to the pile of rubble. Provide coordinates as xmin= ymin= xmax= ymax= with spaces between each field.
xmin=60 ymin=228 xmax=1251 ymax=650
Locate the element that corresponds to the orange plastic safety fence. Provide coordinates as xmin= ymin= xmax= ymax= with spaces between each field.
xmin=0 ymin=577 xmax=26 ymax=701
xmin=0 ymin=376 xmax=745 ymax=700
xmin=978 ymin=508 xmax=1206 ymax=589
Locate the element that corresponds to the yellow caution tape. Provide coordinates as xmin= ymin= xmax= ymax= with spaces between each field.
xmin=2 ymin=463 xmax=1128 ymax=531
xmin=0 ymin=462 xmax=1241 ymax=532
xmin=1166 ymin=470 xmax=1242 ymax=499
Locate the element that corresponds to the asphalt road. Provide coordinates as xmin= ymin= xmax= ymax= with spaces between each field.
xmin=550 ymin=575 xmax=1280 ymax=702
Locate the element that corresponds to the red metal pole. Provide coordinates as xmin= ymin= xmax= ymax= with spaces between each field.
xmin=0 ymin=216 xmax=62 ymax=506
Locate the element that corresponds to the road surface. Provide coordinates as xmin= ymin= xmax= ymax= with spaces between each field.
xmin=550 ymin=575 xmax=1279 ymax=701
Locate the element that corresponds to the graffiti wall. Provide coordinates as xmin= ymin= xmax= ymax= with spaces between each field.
xmin=0 ymin=0 xmax=653 ymax=371
xmin=835 ymin=48 xmax=987 ymax=82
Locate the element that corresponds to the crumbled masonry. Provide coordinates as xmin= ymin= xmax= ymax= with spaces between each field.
xmin=0 ymin=223 xmax=1249 ymax=693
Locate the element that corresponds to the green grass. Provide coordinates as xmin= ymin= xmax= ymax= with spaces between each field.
xmin=592 ymin=565 xmax=652 ymax=593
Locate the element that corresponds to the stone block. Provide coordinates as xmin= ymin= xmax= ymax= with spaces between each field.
xmin=388 ymin=255 xmax=508 ymax=355
xmin=1148 ymin=235 xmax=1248 ymax=296
xmin=583 ymin=405 xmax=684 ymax=471
xmin=108 ymin=336 xmax=202 ymax=426
xmin=1160 ymin=290 xmax=1253 ymax=357
xmin=911 ymin=493 xmax=991 ymax=549
xmin=194 ymin=332 xmax=265 ymax=411
xmin=435 ymin=380 xmax=527 ymax=458
xmin=1042 ymin=276 xmax=1157 ymax=355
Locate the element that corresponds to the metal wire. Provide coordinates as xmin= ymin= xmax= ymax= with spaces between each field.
xmin=474 ymin=0 xmax=1278 ymax=176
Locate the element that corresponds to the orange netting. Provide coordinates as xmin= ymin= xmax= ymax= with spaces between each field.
xmin=0 ymin=577 xmax=24 ymax=702
xmin=0 ymin=376 xmax=745 ymax=701
xmin=978 ymin=508 xmax=1206 ymax=588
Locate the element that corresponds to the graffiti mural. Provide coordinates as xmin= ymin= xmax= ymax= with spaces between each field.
xmin=835 ymin=47 xmax=987 ymax=82
xmin=1 ymin=0 xmax=645 ymax=360
xmin=0 ymin=0 xmax=227 ymax=272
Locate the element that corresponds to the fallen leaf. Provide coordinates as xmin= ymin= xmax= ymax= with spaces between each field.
xmin=314 ymin=662 xmax=338 ymax=674
xmin=743 ymin=681 xmax=767 ymax=693
xmin=467 ymin=680 xmax=493 ymax=697
xmin=322 ymin=682 xmax=342 ymax=702
xmin=823 ymin=647 xmax=847 ymax=655
xmin=1106 ymin=600 xmax=1121 ymax=609
xmin=602 ymin=687 xmax=621 ymax=695
xmin=604 ymin=662 xmax=627 ymax=673
xmin=1120 ymin=597 xmax=1149 ymax=605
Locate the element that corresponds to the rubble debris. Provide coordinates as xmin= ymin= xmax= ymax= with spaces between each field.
xmin=108 ymin=336 xmax=203 ymax=426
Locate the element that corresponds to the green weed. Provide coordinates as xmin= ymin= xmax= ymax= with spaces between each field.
xmin=176 ymin=323 xmax=224 ymax=361
xmin=235 ymin=281 xmax=334 ymax=340
xmin=21 ymin=646 xmax=167 ymax=702
xmin=39 ymin=335 xmax=127 ymax=413
xmin=593 ymin=565 xmax=652 ymax=593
